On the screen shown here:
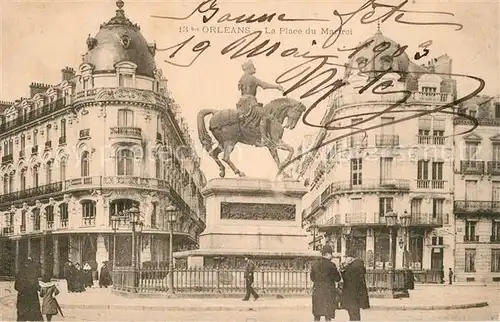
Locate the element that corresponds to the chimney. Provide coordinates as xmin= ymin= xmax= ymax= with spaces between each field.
xmin=29 ymin=83 xmax=50 ymax=98
xmin=61 ymin=67 xmax=76 ymax=82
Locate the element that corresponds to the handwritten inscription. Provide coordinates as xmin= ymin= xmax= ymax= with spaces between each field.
xmin=152 ymin=0 xmax=483 ymax=177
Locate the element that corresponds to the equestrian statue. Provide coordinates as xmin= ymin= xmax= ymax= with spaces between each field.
xmin=197 ymin=60 xmax=307 ymax=178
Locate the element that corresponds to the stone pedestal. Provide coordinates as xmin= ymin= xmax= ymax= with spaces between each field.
xmin=175 ymin=178 xmax=320 ymax=268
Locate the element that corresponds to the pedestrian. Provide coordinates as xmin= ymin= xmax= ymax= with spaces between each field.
xmin=99 ymin=261 xmax=113 ymax=288
xmin=448 ymin=268 xmax=454 ymax=285
xmin=15 ymin=257 xmax=43 ymax=322
xmin=340 ymin=251 xmax=370 ymax=321
xmin=64 ymin=261 xmax=74 ymax=293
xmin=72 ymin=263 xmax=85 ymax=292
xmin=439 ymin=265 xmax=445 ymax=284
xmin=83 ymin=262 xmax=93 ymax=288
xmin=242 ymin=256 xmax=259 ymax=301
xmin=310 ymin=245 xmax=341 ymax=321
xmin=39 ymin=273 xmax=62 ymax=322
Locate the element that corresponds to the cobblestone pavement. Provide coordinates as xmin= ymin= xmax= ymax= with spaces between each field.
xmin=0 ymin=305 xmax=499 ymax=321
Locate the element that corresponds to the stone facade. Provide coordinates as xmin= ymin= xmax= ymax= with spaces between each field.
xmin=0 ymin=2 xmax=206 ymax=277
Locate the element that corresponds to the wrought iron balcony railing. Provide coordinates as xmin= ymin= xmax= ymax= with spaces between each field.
xmin=454 ymin=200 xmax=500 ymax=214
xmin=416 ymin=179 xmax=446 ymax=189
xmin=409 ymin=213 xmax=443 ymax=226
xmin=1 ymin=154 xmax=13 ymax=165
xmin=464 ymin=235 xmax=479 ymax=242
xmin=375 ymin=135 xmax=400 ymax=147
xmin=0 ymin=182 xmax=63 ymax=204
xmin=487 ymin=161 xmax=500 ymax=175
xmin=460 ymin=161 xmax=485 ymax=174
xmin=110 ymin=126 xmax=142 ymax=139
xmin=417 ymin=135 xmax=446 ymax=145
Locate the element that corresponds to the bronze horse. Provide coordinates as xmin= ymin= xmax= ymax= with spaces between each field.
xmin=197 ymin=97 xmax=306 ymax=177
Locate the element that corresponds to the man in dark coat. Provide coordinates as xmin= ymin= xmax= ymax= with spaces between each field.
xmin=340 ymin=252 xmax=370 ymax=321
xmin=242 ymin=256 xmax=259 ymax=301
xmin=15 ymin=257 xmax=43 ymax=322
xmin=64 ymin=261 xmax=74 ymax=292
xmin=310 ymin=245 xmax=341 ymax=321
xmin=99 ymin=261 xmax=113 ymax=288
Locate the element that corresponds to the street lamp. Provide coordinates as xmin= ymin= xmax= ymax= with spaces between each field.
xmin=385 ymin=211 xmax=398 ymax=269
xmin=399 ymin=210 xmax=412 ymax=267
xmin=342 ymin=225 xmax=352 ymax=255
xmin=127 ymin=207 xmax=143 ymax=270
xmin=165 ymin=205 xmax=178 ymax=294
xmin=110 ymin=214 xmax=120 ymax=269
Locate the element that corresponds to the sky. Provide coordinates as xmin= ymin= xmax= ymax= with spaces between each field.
xmin=1 ymin=0 xmax=499 ymax=181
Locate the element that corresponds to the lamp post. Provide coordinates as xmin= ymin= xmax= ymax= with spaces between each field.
xmin=342 ymin=225 xmax=352 ymax=255
xmin=126 ymin=207 xmax=143 ymax=292
xmin=110 ymin=214 xmax=120 ymax=269
xmin=385 ymin=211 xmax=398 ymax=269
xmin=165 ymin=205 xmax=178 ymax=294
xmin=399 ymin=210 xmax=412 ymax=268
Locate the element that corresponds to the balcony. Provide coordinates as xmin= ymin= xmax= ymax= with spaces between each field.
xmin=0 ymin=182 xmax=63 ymax=204
xmin=31 ymin=145 xmax=38 ymax=155
xmin=375 ymin=135 xmax=399 ymax=147
xmin=463 ymin=235 xmax=479 ymax=242
xmin=0 ymin=97 xmax=67 ymax=135
xmin=460 ymin=161 xmax=485 ymax=175
xmin=1 ymin=227 xmax=14 ymax=236
xmin=409 ymin=213 xmax=443 ymax=227
xmin=345 ymin=212 xmax=388 ymax=226
xmin=416 ymin=179 xmax=445 ymax=189
xmin=44 ymin=141 xmax=52 ymax=150
xmin=490 ymin=235 xmax=500 ymax=243
xmin=79 ymin=129 xmax=90 ymax=139
xmin=487 ymin=161 xmax=500 ymax=175
xmin=349 ymin=137 xmax=368 ymax=148
xmin=46 ymin=221 xmax=54 ymax=230
xmin=110 ymin=126 xmax=142 ymax=142
xmin=59 ymin=136 xmax=67 ymax=145
xmin=454 ymin=200 xmax=500 ymax=214
xmin=417 ymin=135 xmax=446 ymax=145
xmin=1 ymin=154 xmax=13 ymax=165
xmin=60 ymin=219 xmax=68 ymax=228
xmin=82 ymin=216 xmax=96 ymax=227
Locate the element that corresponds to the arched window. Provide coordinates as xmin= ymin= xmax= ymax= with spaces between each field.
xmin=59 ymin=203 xmax=69 ymax=227
xmin=60 ymin=119 xmax=67 ymax=139
xmin=60 ymin=158 xmax=67 ymax=182
xmin=109 ymin=199 xmax=138 ymax=225
xmin=33 ymin=208 xmax=41 ymax=231
xmin=81 ymin=151 xmax=90 ymax=177
xmin=33 ymin=165 xmax=39 ymax=188
xmin=46 ymin=161 xmax=53 ymax=184
xmin=82 ymin=200 xmax=96 ymax=226
xmin=20 ymin=168 xmax=26 ymax=191
xmin=46 ymin=205 xmax=54 ymax=229
xmin=117 ymin=149 xmax=134 ymax=176
xmin=46 ymin=124 xmax=51 ymax=142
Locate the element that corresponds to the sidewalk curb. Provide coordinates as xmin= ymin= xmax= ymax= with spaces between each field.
xmin=56 ymin=301 xmax=489 ymax=311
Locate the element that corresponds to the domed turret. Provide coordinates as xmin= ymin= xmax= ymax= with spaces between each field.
xmin=82 ymin=0 xmax=157 ymax=77
xmin=344 ymin=26 xmax=410 ymax=82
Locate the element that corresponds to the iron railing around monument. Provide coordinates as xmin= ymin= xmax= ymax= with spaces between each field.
xmin=112 ymin=267 xmax=413 ymax=295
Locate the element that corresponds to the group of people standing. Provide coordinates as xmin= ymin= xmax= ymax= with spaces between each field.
xmin=63 ymin=260 xmax=113 ymax=292
xmin=310 ymin=245 xmax=370 ymax=321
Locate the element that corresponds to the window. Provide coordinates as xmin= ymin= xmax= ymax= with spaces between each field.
xmin=21 ymin=210 xmax=26 ymax=231
xmin=117 ymin=149 xmax=134 ymax=176
xmin=118 ymin=109 xmax=134 ymax=127
xmin=431 ymin=236 xmax=444 ymax=245
xmin=379 ymin=197 xmax=393 ymax=216
xmin=492 ymin=249 xmax=500 ymax=272
xmin=46 ymin=124 xmax=51 ymax=142
xmin=350 ymin=118 xmax=365 ymax=147
xmin=465 ymin=142 xmax=479 ymax=160
xmin=422 ymin=87 xmax=437 ymax=93
xmin=380 ymin=157 xmax=393 ymax=183
xmin=411 ymin=198 xmax=422 ymax=215
xmin=465 ymin=220 xmax=477 ymax=240
xmin=32 ymin=209 xmax=41 ymax=231
xmin=20 ymin=135 xmax=26 ymax=151
xmin=59 ymin=203 xmax=68 ymax=227
xmin=469 ymin=109 xmax=477 ymax=118
xmin=3 ymin=174 xmax=8 ymax=194
xmin=9 ymin=173 xmax=13 ymax=193
xmin=417 ymin=160 xmax=429 ymax=179
xmin=83 ymin=78 xmax=89 ymax=90
xmin=3 ymin=141 xmax=8 ymax=156
xmin=60 ymin=158 xmax=66 ymax=182
xmin=60 ymin=119 xmax=66 ymax=138
xmin=465 ymin=249 xmax=476 ymax=272
xmin=432 ymin=162 xmax=443 ymax=180
xmin=409 ymin=236 xmax=423 ymax=269
xmin=495 ymin=103 xmax=500 ymax=119
xmin=46 ymin=161 xmax=53 ymax=184
xmin=493 ymin=144 xmax=500 ymax=162
xmin=492 ymin=221 xmax=500 ymax=239
xmin=155 ymin=157 xmax=161 ymax=178
xmin=119 ymin=74 xmax=133 ymax=87
xmin=81 ymin=152 xmax=90 ymax=177
xmin=46 ymin=205 xmax=54 ymax=227
xmin=151 ymin=202 xmax=157 ymax=228
xmin=33 ymin=130 xmax=38 ymax=146
xmin=82 ymin=200 xmax=96 ymax=221
xmin=433 ymin=199 xmax=444 ymax=219
xmin=351 ymin=158 xmax=362 ymax=186
xmin=33 ymin=165 xmax=39 ymax=188
xmin=20 ymin=169 xmax=26 ymax=191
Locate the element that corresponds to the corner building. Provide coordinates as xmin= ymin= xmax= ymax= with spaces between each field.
xmin=0 ymin=1 xmax=206 ymax=277
xmin=299 ymin=29 xmax=456 ymax=273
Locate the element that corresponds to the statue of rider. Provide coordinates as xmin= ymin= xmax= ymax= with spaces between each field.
xmin=236 ymin=60 xmax=284 ymax=146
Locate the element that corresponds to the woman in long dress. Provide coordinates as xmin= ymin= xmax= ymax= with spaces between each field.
xmin=39 ymin=274 xmax=61 ymax=322
xmin=15 ymin=258 xmax=43 ymax=321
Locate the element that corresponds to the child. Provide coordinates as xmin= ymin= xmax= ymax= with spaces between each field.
xmin=39 ymin=274 xmax=61 ymax=321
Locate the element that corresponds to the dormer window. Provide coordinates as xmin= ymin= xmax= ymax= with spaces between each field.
xmin=79 ymin=63 xmax=94 ymax=91
xmin=115 ymin=61 xmax=137 ymax=88
xmin=469 ymin=109 xmax=477 ymax=118
xmin=83 ymin=78 xmax=90 ymax=90
xmin=119 ymin=74 xmax=133 ymax=87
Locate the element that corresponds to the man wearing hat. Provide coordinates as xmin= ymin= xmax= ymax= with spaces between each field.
xmin=340 ymin=250 xmax=370 ymax=321
xmin=237 ymin=60 xmax=284 ymax=147
xmin=310 ymin=244 xmax=341 ymax=321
